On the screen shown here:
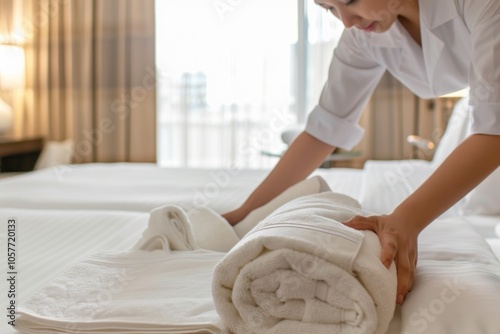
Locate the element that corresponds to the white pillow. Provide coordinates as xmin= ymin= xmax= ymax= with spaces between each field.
xmin=461 ymin=167 xmax=500 ymax=215
xmin=34 ymin=140 xmax=74 ymax=170
xmin=431 ymin=96 xmax=500 ymax=215
xmin=431 ymin=97 xmax=471 ymax=167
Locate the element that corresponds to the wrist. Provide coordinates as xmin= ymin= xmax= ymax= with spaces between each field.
xmin=390 ymin=205 xmax=429 ymax=235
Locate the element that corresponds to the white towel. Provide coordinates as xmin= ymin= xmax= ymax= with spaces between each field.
xmin=212 ymin=192 xmax=397 ymax=334
xmin=135 ymin=176 xmax=332 ymax=252
xmin=133 ymin=204 xmax=239 ymax=253
xmin=16 ymin=249 xmax=224 ymax=334
xmin=134 ymin=204 xmax=199 ymax=251
xmin=188 ymin=206 xmax=240 ymax=252
xmin=233 ymin=175 xmax=331 ymax=238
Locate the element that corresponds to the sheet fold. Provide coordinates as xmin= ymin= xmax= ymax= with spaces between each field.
xmin=212 ymin=192 xmax=397 ymax=334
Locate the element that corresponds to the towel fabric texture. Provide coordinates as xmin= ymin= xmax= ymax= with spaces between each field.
xmin=212 ymin=192 xmax=397 ymax=334
xmin=16 ymin=249 xmax=224 ymax=334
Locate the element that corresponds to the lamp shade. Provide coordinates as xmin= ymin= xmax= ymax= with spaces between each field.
xmin=0 ymin=44 xmax=25 ymax=89
xmin=0 ymin=44 xmax=24 ymax=134
xmin=0 ymin=97 xmax=13 ymax=134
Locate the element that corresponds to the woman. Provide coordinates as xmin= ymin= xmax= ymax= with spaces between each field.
xmin=223 ymin=0 xmax=500 ymax=305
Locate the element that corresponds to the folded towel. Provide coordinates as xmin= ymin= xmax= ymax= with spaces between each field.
xmin=133 ymin=204 xmax=239 ymax=253
xmin=16 ymin=249 xmax=224 ymax=334
xmin=134 ymin=204 xmax=199 ymax=251
xmin=188 ymin=206 xmax=240 ymax=252
xmin=233 ymin=175 xmax=331 ymax=238
xmin=212 ymin=192 xmax=397 ymax=334
xmin=135 ymin=176 xmax=332 ymax=252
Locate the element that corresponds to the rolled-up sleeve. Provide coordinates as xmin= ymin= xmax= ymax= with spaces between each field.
xmin=465 ymin=0 xmax=500 ymax=135
xmin=305 ymin=30 xmax=386 ymax=150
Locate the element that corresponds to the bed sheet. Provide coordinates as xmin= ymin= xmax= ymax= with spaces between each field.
xmin=0 ymin=208 xmax=148 ymax=334
xmin=0 ymin=163 xmax=364 ymax=213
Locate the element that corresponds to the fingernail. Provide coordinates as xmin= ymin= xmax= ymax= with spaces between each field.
xmin=384 ymin=261 xmax=391 ymax=269
xmin=397 ymin=294 xmax=404 ymax=304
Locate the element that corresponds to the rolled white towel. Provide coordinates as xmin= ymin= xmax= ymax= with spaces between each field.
xmin=212 ymin=192 xmax=397 ymax=334
xmin=233 ymin=175 xmax=331 ymax=238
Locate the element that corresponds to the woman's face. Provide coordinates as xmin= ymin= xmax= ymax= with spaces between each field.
xmin=315 ymin=0 xmax=405 ymax=33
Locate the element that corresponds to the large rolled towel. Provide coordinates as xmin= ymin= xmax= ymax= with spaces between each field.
xmin=212 ymin=192 xmax=397 ymax=334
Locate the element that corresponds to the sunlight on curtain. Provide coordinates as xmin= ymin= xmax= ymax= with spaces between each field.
xmin=156 ymin=1 xmax=343 ymax=169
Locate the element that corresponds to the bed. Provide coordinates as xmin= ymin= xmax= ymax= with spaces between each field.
xmin=1 ymin=100 xmax=499 ymax=333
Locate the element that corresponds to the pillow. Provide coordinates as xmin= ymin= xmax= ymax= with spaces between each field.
xmin=431 ymin=96 xmax=500 ymax=215
xmin=431 ymin=96 xmax=471 ymax=167
xmin=461 ymin=167 xmax=500 ymax=215
xmin=34 ymin=140 xmax=74 ymax=170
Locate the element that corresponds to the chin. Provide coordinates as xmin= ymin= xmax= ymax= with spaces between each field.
xmin=375 ymin=21 xmax=396 ymax=33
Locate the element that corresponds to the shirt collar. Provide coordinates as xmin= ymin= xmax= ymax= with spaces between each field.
xmin=420 ymin=0 xmax=460 ymax=29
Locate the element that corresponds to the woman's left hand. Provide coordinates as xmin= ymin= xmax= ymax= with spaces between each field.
xmin=343 ymin=213 xmax=419 ymax=305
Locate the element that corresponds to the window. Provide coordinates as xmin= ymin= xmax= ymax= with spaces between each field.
xmin=156 ymin=0 xmax=343 ymax=168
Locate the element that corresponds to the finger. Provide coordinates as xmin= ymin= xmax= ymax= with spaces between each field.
xmin=407 ymin=244 xmax=418 ymax=292
xmin=379 ymin=236 xmax=398 ymax=269
xmin=343 ymin=216 xmax=378 ymax=232
xmin=395 ymin=245 xmax=412 ymax=305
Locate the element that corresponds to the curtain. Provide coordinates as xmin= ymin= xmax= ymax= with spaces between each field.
xmin=344 ymin=73 xmax=436 ymax=167
xmin=18 ymin=0 xmax=156 ymax=163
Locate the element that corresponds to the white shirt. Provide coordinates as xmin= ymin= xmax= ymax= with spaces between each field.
xmin=306 ymin=0 xmax=500 ymax=150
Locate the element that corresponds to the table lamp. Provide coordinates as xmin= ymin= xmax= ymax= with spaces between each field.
xmin=0 ymin=44 xmax=25 ymax=135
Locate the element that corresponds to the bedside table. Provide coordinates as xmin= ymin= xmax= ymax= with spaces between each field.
xmin=0 ymin=136 xmax=45 ymax=172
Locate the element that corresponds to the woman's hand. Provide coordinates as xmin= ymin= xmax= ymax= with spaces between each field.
xmin=343 ymin=213 xmax=419 ymax=305
xmin=222 ymin=206 xmax=250 ymax=226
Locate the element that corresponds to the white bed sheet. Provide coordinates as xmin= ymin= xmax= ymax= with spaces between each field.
xmin=0 ymin=208 xmax=148 ymax=334
xmin=0 ymin=163 xmax=364 ymax=214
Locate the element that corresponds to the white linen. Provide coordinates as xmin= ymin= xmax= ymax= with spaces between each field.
xmin=135 ymin=204 xmax=199 ymax=251
xmin=431 ymin=97 xmax=471 ymax=168
xmin=188 ymin=206 xmax=241 ymax=252
xmin=0 ymin=163 xmax=268 ymax=212
xmin=234 ymin=175 xmax=331 ymax=237
xmin=359 ymin=160 xmax=434 ymax=215
xmin=134 ymin=176 xmax=334 ymax=253
xmin=0 ymin=163 xmax=364 ymax=213
xmin=134 ymin=204 xmax=239 ymax=253
xmin=16 ymin=249 xmax=224 ymax=334
xmin=1 ymin=190 xmax=500 ymax=334
xmin=212 ymin=192 xmax=397 ymax=334
xmin=397 ymin=216 xmax=500 ymax=334
xmin=359 ymin=160 xmax=463 ymax=217
xmin=0 ymin=208 xmax=148 ymax=334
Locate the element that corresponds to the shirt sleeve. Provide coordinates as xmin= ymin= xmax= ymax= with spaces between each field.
xmin=305 ymin=29 xmax=386 ymax=150
xmin=464 ymin=0 xmax=500 ymax=135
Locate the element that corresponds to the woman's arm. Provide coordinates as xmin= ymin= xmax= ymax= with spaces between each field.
xmin=345 ymin=133 xmax=500 ymax=304
xmin=223 ymin=131 xmax=336 ymax=225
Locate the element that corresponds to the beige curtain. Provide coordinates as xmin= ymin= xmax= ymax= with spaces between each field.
xmin=18 ymin=0 xmax=156 ymax=162
xmin=346 ymin=73 xmax=437 ymax=167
